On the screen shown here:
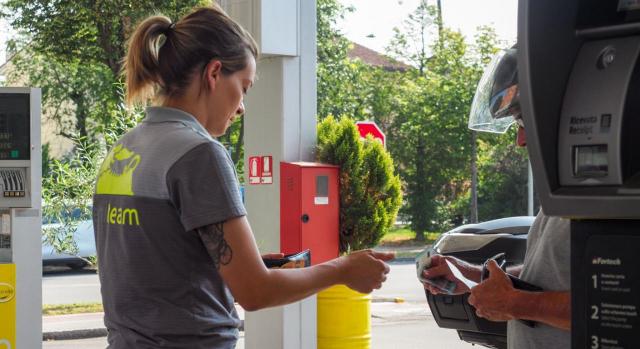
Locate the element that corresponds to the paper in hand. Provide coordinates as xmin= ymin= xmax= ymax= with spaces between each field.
xmin=445 ymin=260 xmax=478 ymax=290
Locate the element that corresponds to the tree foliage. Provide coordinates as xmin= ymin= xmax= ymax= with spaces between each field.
xmin=42 ymin=101 xmax=143 ymax=262
xmin=383 ymin=6 xmax=527 ymax=238
xmin=3 ymin=0 xmax=531 ymax=256
xmin=317 ymin=0 xmax=369 ymax=119
xmin=2 ymin=0 xmax=205 ymax=140
xmin=317 ymin=116 xmax=402 ymax=252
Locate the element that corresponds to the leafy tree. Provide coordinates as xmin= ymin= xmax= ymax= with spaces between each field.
xmin=2 ymin=1 xmax=206 ymax=77
xmin=387 ymin=0 xmax=437 ymax=74
xmin=317 ymin=116 xmax=402 ymax=252
xmin=1 ymin=0 xmax=205 ymax=140
xmin=317 ymin=0 xmax=371 ymax=119
xmin=387 ymin=28 xmax=480 ymax=239
xmin=6 ymin=50 xmax=118 ymax=139
xmin=42 ymin=100 xmax=143 ymax=262
xmin=476 ymin=129 xmax=530 ymax=220
xmin=468 ymin=26 xmax=502 ymax=222
xmin=385 ymin=4 xmax=510 ymax=239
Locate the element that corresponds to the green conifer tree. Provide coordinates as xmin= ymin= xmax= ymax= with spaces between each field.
xmin=317 ymin=116 xmax=402 ymax=252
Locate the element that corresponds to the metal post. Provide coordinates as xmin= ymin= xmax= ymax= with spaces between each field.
xmin=528 ymin=159 xmax=534 ymax=216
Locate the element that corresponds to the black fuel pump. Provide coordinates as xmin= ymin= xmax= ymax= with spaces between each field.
xmin=520 ymin=0 xmax=640 ymax=347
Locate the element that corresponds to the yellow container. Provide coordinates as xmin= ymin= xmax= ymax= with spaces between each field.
xmin=0 ymin=264 xmax=16 ymax=349
xmin=317 ymin=284 xmax=371 ymax=349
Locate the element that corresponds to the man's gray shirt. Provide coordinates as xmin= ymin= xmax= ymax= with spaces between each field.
xmin=508 ymin=211 xmax=571 ymax=349
xmin=93 ymin=107 xmax=246 ymax=348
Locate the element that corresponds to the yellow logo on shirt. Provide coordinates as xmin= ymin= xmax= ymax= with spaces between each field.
xmin=96 ymin=144 xmax=141 ymax=196
xmin=107 ymin=203 xmax=140 ymax=226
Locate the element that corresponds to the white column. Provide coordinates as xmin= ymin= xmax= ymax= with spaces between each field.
xmin=221 ymin=1 xmax=317 ymax=348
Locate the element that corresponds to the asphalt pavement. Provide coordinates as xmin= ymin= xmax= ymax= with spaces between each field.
xmin=42 ymin=257 xmax=475 ymax=348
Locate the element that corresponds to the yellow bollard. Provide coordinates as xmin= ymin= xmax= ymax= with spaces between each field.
xmin=317 ymin=284 xmax=371 ymax=349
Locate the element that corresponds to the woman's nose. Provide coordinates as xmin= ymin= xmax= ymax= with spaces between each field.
xmin=236 ymin=101 xmax=245 ymax=116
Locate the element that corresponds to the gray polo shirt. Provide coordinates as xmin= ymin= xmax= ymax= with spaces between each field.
xmin=93 ymin=106 xmax=246 ymax=349
xmin=508 ymin=211 xmax=571 ymax=349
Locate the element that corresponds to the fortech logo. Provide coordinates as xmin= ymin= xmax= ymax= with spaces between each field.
xmin=591 ymin=257 xmax=622 ymax=266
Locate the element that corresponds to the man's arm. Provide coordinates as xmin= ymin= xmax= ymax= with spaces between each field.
xmin=510 ymin=289 xmax=571 ymax=330
xmin=469 ymin=261 xmax=570 ymax=331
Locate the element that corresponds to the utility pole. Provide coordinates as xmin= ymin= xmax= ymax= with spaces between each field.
xmin=436 ymin=0 xmax=443 ymax=41
xmin=470 ymin=131 xmax=478 ymax=223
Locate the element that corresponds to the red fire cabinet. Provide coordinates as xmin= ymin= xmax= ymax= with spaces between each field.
xmin=280 ymin=162 xmax=340 ymax=265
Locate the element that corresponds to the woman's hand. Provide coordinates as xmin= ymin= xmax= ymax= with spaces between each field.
xmin=261 ymin=253 xmax=284 ymax=259
xmin=338 ymin=250 xmax=395 ymax=293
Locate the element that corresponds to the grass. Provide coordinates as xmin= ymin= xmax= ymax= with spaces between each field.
xmin=379 ymin=226 xmax=440 ymax=247
xmin=43 ymin=302 xmax=103 ymax=316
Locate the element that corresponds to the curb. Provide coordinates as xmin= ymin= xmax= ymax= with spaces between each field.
xmin=42 ymin=320 xmax=246 ymax=341
xmin=43 ymin=328 xmax=107 ymax=341
xmin=372 ymin=297 xmax=405 ymax=303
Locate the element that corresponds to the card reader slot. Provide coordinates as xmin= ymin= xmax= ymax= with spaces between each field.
xmin=0 ymin=168 xmax=27 ymax=195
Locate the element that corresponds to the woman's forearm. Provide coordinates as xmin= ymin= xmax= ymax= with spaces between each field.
xmin=252 ymin=260 xmax=346 ymax=310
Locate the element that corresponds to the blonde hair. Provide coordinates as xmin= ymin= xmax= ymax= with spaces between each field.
xmin=122 ymin=4 xmax=258 ymax=106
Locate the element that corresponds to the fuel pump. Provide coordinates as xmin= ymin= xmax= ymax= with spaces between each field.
xmin=520 ymin=1 xmax=640 ymax=347
xmin=0 ymin=87 xmax=42 ymax=349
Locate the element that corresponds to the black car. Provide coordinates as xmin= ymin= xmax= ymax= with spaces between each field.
xmin=416 ymin=216 xmax=535 ymax=349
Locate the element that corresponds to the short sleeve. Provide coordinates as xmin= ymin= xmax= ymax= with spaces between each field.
xmin=166 ymin=141 xmax=246 ymax=232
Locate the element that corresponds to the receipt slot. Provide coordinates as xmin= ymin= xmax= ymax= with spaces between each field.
xmin=0 ymin=88 xmax=42 ymax=349
xmin=280 ymin=162 xmax=339 ymax=265
xmin=520 ymin=1 xmax=640 ymax=347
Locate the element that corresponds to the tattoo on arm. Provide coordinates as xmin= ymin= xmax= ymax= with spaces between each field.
xmin=197 ymin=222 xmax=233 ymax=269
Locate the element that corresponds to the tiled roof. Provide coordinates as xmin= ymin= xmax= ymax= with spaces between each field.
xmin=347 ymin=42 xmax=410 ymax=72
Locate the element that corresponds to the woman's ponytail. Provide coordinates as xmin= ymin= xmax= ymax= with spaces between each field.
xmin=122 ymin=16 xmax=172 ymax=106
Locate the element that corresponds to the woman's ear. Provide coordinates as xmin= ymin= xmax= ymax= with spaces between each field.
xmin=204 ymin=59 xmax=223 ymax=91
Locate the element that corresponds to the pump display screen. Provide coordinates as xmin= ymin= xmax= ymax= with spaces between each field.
xmin=574 ymin=144 xmax=608 ymax=177
xmin=0 ymin=94 xmax=30 ymax=160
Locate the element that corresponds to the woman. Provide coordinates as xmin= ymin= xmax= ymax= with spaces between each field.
xmin=93 ymin=5 xmax=393 ymax=349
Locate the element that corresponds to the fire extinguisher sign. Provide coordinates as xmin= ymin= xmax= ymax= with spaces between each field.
xmin=248 ymin=155 xmax=273 ymax=185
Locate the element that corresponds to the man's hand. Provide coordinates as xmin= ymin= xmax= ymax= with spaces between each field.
xmin=468 ymin=260 xmax=517 ymax=321
xmin=422 ymin=255 xmax=481 ymax=295
xmin=340 ymin=250 xmax=394 ymax=294
xmin=261 ymin=253 xmax=285 ymax=259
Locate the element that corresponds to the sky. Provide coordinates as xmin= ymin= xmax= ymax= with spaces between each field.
xmin=337 ymin=0 xmax=518 ymax=54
